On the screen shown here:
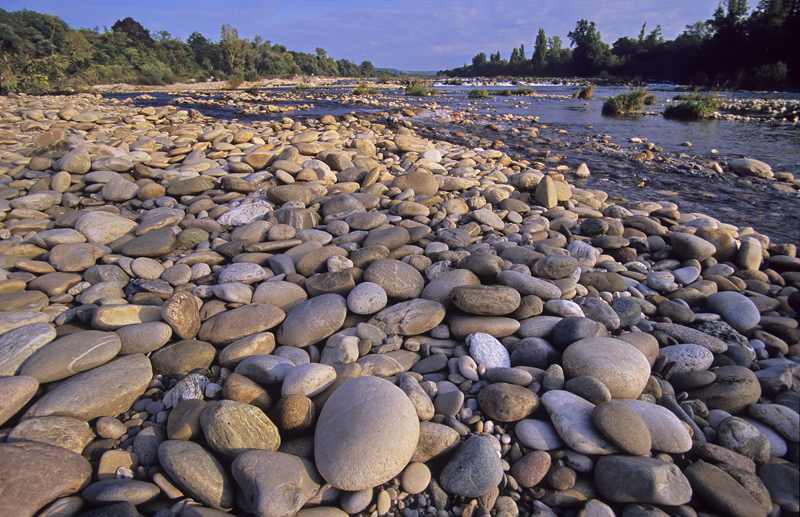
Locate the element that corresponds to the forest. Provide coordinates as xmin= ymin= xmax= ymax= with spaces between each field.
xmin=0 ymin=10 xmax=377 ymax=94
xmin=441 ymin=0 xmax=800 ymax=90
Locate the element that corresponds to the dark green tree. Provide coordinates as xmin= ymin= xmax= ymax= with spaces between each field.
xmin=567 ymin=19 xmax=612 ymax=75
xmin=532 ymin=28 xmax=547 ymax=72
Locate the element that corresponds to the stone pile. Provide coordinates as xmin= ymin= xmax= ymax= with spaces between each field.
xmin=0 ymin=91 xmax=798 ymax=517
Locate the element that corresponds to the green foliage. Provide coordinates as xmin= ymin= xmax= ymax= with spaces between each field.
xmin=664 ymin=94 xmax=721 ymax=120
xmin=353 ymin=82 xmax=375 ymax=95
xmin=510 ymin=88 xmax=533 ymax=95
xmin=601 ymin=89 xmax=650 ymax=115
xmin=468 ymin=89 xmax=489 ymax=98
xmin=574 ymin=84 xmax=595 ymax=99
xmin=405 ymin=85 xmax=435 ymax=96
xmin=226 ymin=75 xmax=244 ymax=89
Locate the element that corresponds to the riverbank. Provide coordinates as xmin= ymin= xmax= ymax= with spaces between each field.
xmin=0 ymin=90 xmax=798 ymax=517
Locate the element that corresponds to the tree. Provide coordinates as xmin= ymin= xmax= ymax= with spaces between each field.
xmin=510 ymin=47 xmax=520 ymax=63
xmin=568 ymin=19 xmax=612 ymax=75
xmin=519 ymin=43 xmax=526 ymax=60
xmin=360 ymin=60 xmax=375 ymax=76
xmin=533 ymin=28 xmax=547 ymax=71
xmin=111 ymin=17 xmax=152 ymax=47
xmin=472 ymin=52 xmax=487 ymax=68
xmin=220 ymin=23 xmax=243 ymax=74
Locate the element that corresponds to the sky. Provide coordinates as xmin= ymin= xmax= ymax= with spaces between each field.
xmin=4 ymin=0 xmax=725 ymax=71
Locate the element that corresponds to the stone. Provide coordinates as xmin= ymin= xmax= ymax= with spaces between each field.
xmin=7 ymin=415 xmax=94 ymax=454
xmin=649 ymin=322 xmax=729 ymax=353
xmin=277 ymin=294 xmax=348 ymax=347
xmin=161 ymin=291 xmax=201 ymax=340
xmin=282 ymin=363 xmax=337 ymax=398
xmin=23 ymin=354 xmax=152 ymax=421
xmin=116 ymin=321 xmax=172 ymax=354
xmin=363 ymin=259 xmax=424 ymax=300
xmin=199 ymin=303 xmax=285 ymax=346
xmin=347 ymin=281 xmax=387 ymax=314
xmin=368 ymin=298 xmax=445 ymax=336
xmin=232 ymin=450 xmax=323 ymax=517
xmin=467 ymin=332 xmax=511 ymax=369
xmin=729 ymin=158 xmax=773 ymax=179
xmin=200 ymin=400 xmax=280 ymax=459
xmin=0 ymin=441 xmax=92 ymax=517
xmin=497 ymin=269 xmax=562 ymax=300
xmin=133 ymin=424 xmax=167 ymax=466
xmin=594 ymin=456 xmax=692 ymax=506
xmin=120 ymin=227 xmax=177 ymax=257
xmin=511 ymin=450 xmax=551 ymax=488
xmin=684 ymin=460 xmax=768 ymax=517
xmin=562 ymin=337 xmax=650 ymax=399
xmin=705 ymin=291 xmax=761 ymax=334
xmin=541 ymin=390 xmax=618 ymax=455
xmin=451 ymin=285 xmax=521 ymax=315
xmin=158 ymin=440 xmax=234 ymax=510
xmin=613 ymin=399 xmax=693 ymax=454
xmin=19 ymin=330 xmax=121 ymax=383
xmin=687 ymin=365 xmax=761 ymax=414
xmin=478 ymin=382 xmax=539 ymax=422
xmin=75 ymin=211 xmax=136 ymax=245
xmin=150 ymin=339 xmax=216 ymax=376
xmin=670 ymin=232 xmax=716 ymax=261
xmin=592 ymin=401 xmax=652 ymax=456
xmin=439 ymin=435 xmax=504 ymax=497
xmin=314 ymin=376 xmax=419 ymax=490
xmin=717 ymin=417 xmax=771 ymax=464
xmin=657 ymin=344 xmax=714 ymax=373
xmin=564 ymin=376 xmax=612 ymax=405
xmin=0 ymin=375 xmax=39 ymax=426
xmin=80 ymin=479 xmax=160 ymax=507
xmin=758 ymin=463 xmax=800 ymax=513
xmin=748 ymin=403 xmax=800 ymax=443
xmin=401 ymin=462 xmax=431 ymax=494
xmin=0 ymin=322 xmax=57 ymax=376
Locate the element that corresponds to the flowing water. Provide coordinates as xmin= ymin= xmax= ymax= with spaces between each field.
xmin=103 ymin=83 xmax=800 ymax=244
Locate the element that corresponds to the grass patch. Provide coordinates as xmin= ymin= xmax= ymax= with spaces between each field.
xmin=643 ymin=93 xmax=657 ymax=105
xmin=673 ymin=93 xmax=706 ymax=101
xmin=405 ymin=85 xmax=435 ymax=96
xmin=663 ymin=94 xmax=721 ymax=120
xmin=353 ymin=82 xmax=376 ymax=95
xmin=468 ymin=89 xmax=489 ymax=99
xmin=243 ymin=86 xmax=259 ymax=95
xmin=294 ymin=83 xmax=314 ymax=90
xmin=574 ymin=84 xmax=595 ymax=99
xmin=602 ymin=89 xmax=650 ymax=115
xmin=510 ymin=88 xmax=534 ymax=95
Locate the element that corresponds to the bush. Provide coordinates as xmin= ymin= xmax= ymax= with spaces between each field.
xmin=226 ymin=75 xmax=244 ymax=89
xmin=663 ymin=94 xmax=720 ymax=120
xmin=643 ymin=93 xmax=657 ymax=105
xmin=602 ymin=89 xmax=650 ymax=115
xmin=243 ymin=86 xmax=259 ymax=95
xmin=574 ymin=84 xmax=595 ymax=99
xmin=468 ymin=89 xmax=489 ymax=98
xmin=353 ymin=82 xmax=375 ymax=95
xmin=510 ymin=88 xmax=534 ymax=95
xmin=405 ymin=85 xmax=435 ymax=96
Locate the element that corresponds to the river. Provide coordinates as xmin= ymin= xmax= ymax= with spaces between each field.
xmin=102 ymin=82 xmax=800 ymax=245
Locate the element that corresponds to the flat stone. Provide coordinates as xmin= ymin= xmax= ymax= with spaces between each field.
xmin=20 ymin=330 xmax=121 ymax=383
xmin=199 ymin=303 xmax=285 ymax=346
xmin=497 ymin=269 xmax=562 ymax=300
xmin=592 ymin=401 xmax=652 ymax=456
xmin=363 ymin=258 xmax=424 ymax=300
xmin=7 ymin=415 xmax=94 ymax=454
xmin=120 ymin=227 xmax=177 ymax=257
xmin=649 ymin=322 xmax=729 ymax=353
xmin=657 ymin=344 xmax=714 ymax=373
xmin=81 ymin=479 xmax=160 ymax=507
xmin=411 ymin=421 xmax=460 ymax=463
xmin=451 ymin=285 xmax=521 ymax=315
xmin=0 ymin=375 xmax=39 ymax=426
xmin=478 ymin=382 xmax=539 ymax=422
xmin=0 ymin=322 xmax=56 ymax=376
xmin=515 ymin=418 xmax=566 ymax=451
xmin=282 ymin=363 xmax=337 ymax=398
xmin=314 ymin=376 xmax=419 ymax=490
xmin=759 ymin=463 xmax=800 ymax=513
xmin=0 ymin=441 xmax=92 ymax=517
xmin=158 ymin=440 xmax=234 ymax=510
xmin=75 ymin=211 xmax=137 ymax=245
xmin=594 ymin=456 xmax=692 ymax=505
xmin=670 ymin=233 xmax=717 ymax=261
xmin=116 ymin=321 xmax=172 ymax=354
xmin=23 ymin=354 xmax=152 ymax=421
xmin=684 ymin=460 xmax=768 ymax=517
xmin=748 ymin=404 xmax=800 ymax=443
xmin=368 ymin=298 xmax=445 ymax=335
xmin=150 ymin=339 xmax=216 ymax=377
xmin=717 ymin=416 xmax=771 ymax=464
xmin=613 ymin=399 xmax=693 ymax=454
xmin=687 ymin=365 xmax=761 ymax=414
xmin=705 ymin=291 xmax=761 ymax=334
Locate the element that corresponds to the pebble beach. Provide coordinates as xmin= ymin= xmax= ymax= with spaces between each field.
xmin=0 ymin=86 xmax=798 ymax=517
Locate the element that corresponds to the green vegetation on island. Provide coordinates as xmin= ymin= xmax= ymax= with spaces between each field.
xmin=601 ymin=89 xmax=651 ymax=115
xmin=664 ymin=93 xmax=722 ymax=120
xmin=440 ymin=0 xmax=799 ymax=90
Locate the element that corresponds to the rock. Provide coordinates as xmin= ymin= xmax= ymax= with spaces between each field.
xmin=314 ymin=376 xmax=418 ymax=490
xmin=199 ymin=303 xmax=285 ymax=346
xmin=161 ymin=291 xmax=202 ymax=340
xmin=120 ymin=227 xmax=177 ymax=257
xmin=368 ymin=299 xmax=446 ymax=335
xmin=23 ymin=354 xmax=152 ymax=421
xmin=133 ymin=424 xmax=167 ymax=466
xmin=0 ymin=375 xmax=39 ymax=426
xmin=729 ymin=158 xmax=773 ymax=179
xmin=613 ymin=399 xmax=693 ymax=454
xmin=515 ymin=419 xmax=566 ymax=451
xmin=759 ymin=463 xmax=800 ymax=513
xmin=158 ymin=440 xmax=234 ymax=510
xmin=281 ymin=363 xmax=337 ymax=398
xmin=232 ymin=450 xmax=323 ymax=517
xmin=705 ymin=291 xmax=761 ymax=334
xmin=150 ymin=339 xmax=216 ymax=376
xmin=478 ymin=382 xmax=539 ymax=422
xmin=541 ymin=390 xmax=618 ymax=455
xmin=670 ymin=233 xmax=716 ymax=261
xmin=347 ymin=282 xmax=387 ymax=314
xmin=649 ymin=322 xmax=729 ymax=353
xmin=684 ymin=460 xmax=768 ymax=517
xmin=19 ymin=330 xmax=121 ymax=383
xmin=0 ymin=322 xmax=57 ymax=376
xmin=467 ymin=332 xmax=511 ymax=369
xmin=592 ymin=401 xmax=652 ymax=456
xmin=0 ymin=441 xmax=92 ymax=517
xmin=451 ymin=285 xmax=521 ymax=315
xmin=411 ymin=421 xmax=461 ymax=463
xmin=717 ymin=417 xmax=771 ymax=464
xmin=748 ymin=403 xmax=799 ymax=443
xmin=75 ymin=211 xmax=137 ymax=245
xmin=277 ymin=294 xmax=347 ymax=347
xmin=594 ymin=456 xmax=692 ymax=505
xmin=657 ymin=344 xmax=714 ymax=373
xmin=80 ymin=479 xmax=160 ymax=507
xmin=687 ymin=365 xmax=761 ymax=414
xmin=439 ymin=435 xmax=504 ymax=497
xmin=7 ymin=415 xmax=94 ymax=454
xmin=363 ymin=259 xmax=424 ymax=300
xmin=511 ymin=450 xmax=551 ymax=488
xmin=562 ymin=337 xmax=650 ymax=399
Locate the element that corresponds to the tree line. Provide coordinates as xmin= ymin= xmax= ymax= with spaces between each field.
xmin=0 ymin=10 xmax=378 ymax=94
xmin=440 ymin=0 xmax=800 ymax=90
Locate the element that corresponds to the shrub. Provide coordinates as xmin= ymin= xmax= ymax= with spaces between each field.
xmin=574 ymin=84 xmax=595 ymax=99
xmin=353 ymin=82 xmax=375 ymax=95
xmin=405 ymin=85 xmax=435 ymax=96
xmin=663 ymin=94 xmax=721 ymax=120
xmin=244 ymin=86 xmax=259 ymax=95
xmin=602 ymin=89 xmax=650 ymax=115
xmin=226 ymin=75 xmax=244 ymax=89
xmin=468 ymin=89 xmax=489 ymax=98
xmin=510 ymin=88 xmax=534 ymax=95
xmin=643 ymin=93 xmax=657 ymax=105
xmin=493 ymin=89 xmax=513 ymax=96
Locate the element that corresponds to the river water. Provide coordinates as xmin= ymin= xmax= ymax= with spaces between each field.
xmin=102 ymin=83 xmax=800 ymax=244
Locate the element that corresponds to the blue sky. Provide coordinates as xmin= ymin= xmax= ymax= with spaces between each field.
xmin=5 ymin=1 xmax=723 ymax=71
